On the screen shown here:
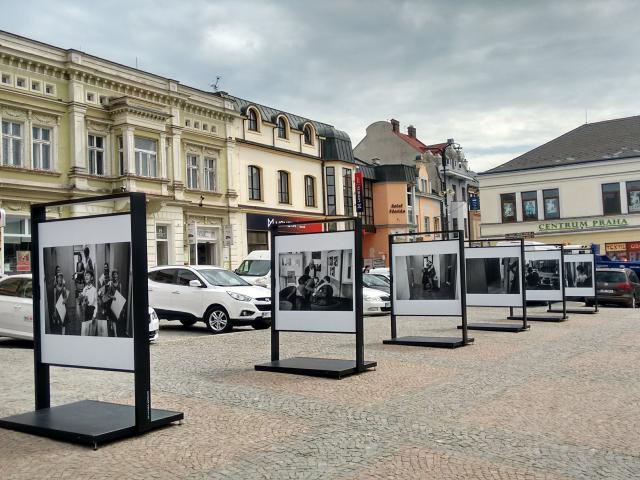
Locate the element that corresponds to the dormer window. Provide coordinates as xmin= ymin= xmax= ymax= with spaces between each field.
xmin=247 ymin=108 xmax=259 ymax=132
xmin=277 ymin=116 xmax=287 ymax=139
xmin=303 ymin=124 xmax=313 ymax=145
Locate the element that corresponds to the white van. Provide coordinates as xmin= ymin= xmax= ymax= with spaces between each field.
xmin=235 ymin=250 xmax=271 ymax=288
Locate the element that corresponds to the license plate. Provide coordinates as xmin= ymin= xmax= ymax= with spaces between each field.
xmin=262 ymin=311 xmax=271 ymax=318
xmin=598 ymin=289 xmax=614 ymax=294
xmin=384 ymin=302 xmax=390 ymax=308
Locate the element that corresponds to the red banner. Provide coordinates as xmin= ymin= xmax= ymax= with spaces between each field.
xmin=354 ymin=171 xmax=364 ymax=213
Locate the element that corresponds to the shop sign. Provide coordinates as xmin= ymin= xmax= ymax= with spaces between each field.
xmin=605 ymin=243 xmax=627 ymax=252
xmin=17 ymin=250 xmax=30 ymax=272
xmin=505 ymin=232 xmax=535 ymax=240
xmin=389 ymin=203 xmax=405 ymax=214
xmin=628 ymin=242 xmax=640 ymax=251
xmin=354 ymin=171 xmax=364 ymax=213
xmin=223 ymin=224 xmax=233 ymax=247
xmin=469 ymin=196 xmax=480 ymax=211
xmin=246 ymin=213 xmax=323 ymax=233
xmin=538 ymin=217 xmax=629 ymax=232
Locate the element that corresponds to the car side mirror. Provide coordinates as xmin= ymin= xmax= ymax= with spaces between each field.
xmin=189 ymin=280 xmax=202 ymax=288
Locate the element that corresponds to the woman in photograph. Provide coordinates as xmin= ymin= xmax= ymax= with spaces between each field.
xmin=312 ymin=276 xmax=334 ymax=306
xmin=52 ymin=272 xmax=69 ymax=334
xmin=106 ymin=269 xmax=125 ymax=336
xmin=576 ymin=264 xmax=589 ymax=287
xmin=83 ymin=246 xmax=94 ymax=279
xmin=422 ymin=259 xmax=436 ymax=290
xmin=79 ymin=271 xmax=98 ymax=334
xmin=74 ymin=253 xmax=85 ymax=295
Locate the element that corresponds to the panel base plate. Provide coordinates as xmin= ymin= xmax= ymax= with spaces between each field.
xmin=254 ymin=357 xmax=377 ymax=379
xmin=0 ymin=400 xmax=184 ymax=448
xmin=507 ymin=315 xmax=567 ymax=322
xmin=383 ymin=336 xmax=473 ymax=348
xmin=459 ymin=323 xmax=530 ymax=332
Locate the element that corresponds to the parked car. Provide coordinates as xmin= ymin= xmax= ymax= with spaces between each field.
xmin=0 ymin=274 xmax=159 ymax=342
xmin=148 ymin=265 xmax=272 ymax=333
xmin=363 ymin=287 xmax=391 ymax=315
xmin=235 ymin=250 xmax=271 ymax=288
xmin=363 ymin=273 xmax=390 ymax=294
xmin=587 ymin=267 xmax=640 ymax=308
xmin=368 ymin=267 xmax=390 ymax=279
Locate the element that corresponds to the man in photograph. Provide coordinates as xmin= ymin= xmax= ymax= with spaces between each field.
xmin=79 ymin=271 xmax=98 ymax=335
xmin=422 ymin=258 xmax=437 ymax=290
xmin=526 ymin=266 xmax=541 ymax=288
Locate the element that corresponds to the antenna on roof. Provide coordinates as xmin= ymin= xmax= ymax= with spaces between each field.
xmin=211 ymin=76 xmax=222 ymax=92
xmin=585 ymin=109 xmax=588 ymax=124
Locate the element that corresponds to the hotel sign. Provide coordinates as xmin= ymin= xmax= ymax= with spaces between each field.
xmin=538 ymin=217 xmax=629 ymax=232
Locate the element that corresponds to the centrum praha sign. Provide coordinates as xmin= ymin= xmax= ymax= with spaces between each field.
xmin=538 ymin=217 xmax=629 ymax=232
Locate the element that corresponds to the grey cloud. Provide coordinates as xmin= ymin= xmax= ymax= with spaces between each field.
xmin=2 ymin=0 xmax=640 ymax=171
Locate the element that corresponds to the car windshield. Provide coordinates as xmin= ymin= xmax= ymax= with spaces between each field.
xmin=236 ymin=259 xmax=270 ymax=277
xmin=364 ymin=274 xmax=389 ymax=287
xmin=596 ymin=271 xmax=626 ymax=283
xmin=198 ymin=269 xmax=251 ymax=287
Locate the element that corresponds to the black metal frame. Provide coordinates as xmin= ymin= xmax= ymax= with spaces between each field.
xmin=383 ymin=229 xmax=473 ymax=349
xmin=0 ymin=193 xmax=183 ymax=448
xmin=254 ymin=216 xmax=376 ymax=379
xmin=461 ymin=237 xmax=530 ymax=333
xmin=507 ymin=243 xmax=569 ymax=322
xmin=547 ymin=247 xmax=599 ymax=315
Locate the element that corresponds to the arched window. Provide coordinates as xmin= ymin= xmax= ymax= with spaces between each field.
xmin=248 ymin=165 xmax=262 ymax=200
xmin=247 ymin=108 xmax=258 ymax=132
xmin=277 ymin=116 xmax=288 ymax=139
xmin=303 ymin=124 xmax=313 ymax=145
xmin=278 ymin=170 xmax=290 ymax=204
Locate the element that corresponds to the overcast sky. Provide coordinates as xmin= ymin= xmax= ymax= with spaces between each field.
xmin=2 ymin=0 xmax=640 ymax=172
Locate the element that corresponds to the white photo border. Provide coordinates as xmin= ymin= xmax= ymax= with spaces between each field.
xmin=524 ymin=249 xmax=563 ymax=302
xmin=465 ymin=246 xmax=523 ymax=307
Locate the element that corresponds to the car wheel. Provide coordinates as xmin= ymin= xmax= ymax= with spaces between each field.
xmin=204 ymin=306 xmax=232 ymax=334
xmin=179 ymin=318 xmax=198 ymax=328
xmin=251 ymin=319 xmax=271 ymax=330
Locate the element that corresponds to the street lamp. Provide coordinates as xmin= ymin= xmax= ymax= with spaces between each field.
xmin=439 ymin=138 xmax=461 ymax=236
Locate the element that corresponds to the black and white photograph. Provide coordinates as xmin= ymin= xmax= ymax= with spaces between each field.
xmin=466 ymin=257 xmax=520 ymax=295
xmin=42 ymin=242 xmax=132 ymax=338
xmin=278 ymin=248 xmax=353 ymax=311
xmin=394 ymin=254 xmax=458 ymax=300
xmin=525 ymin=259 xmax=561 ymax=290
xmin=564 ymin=261 xmax=593 ymax=288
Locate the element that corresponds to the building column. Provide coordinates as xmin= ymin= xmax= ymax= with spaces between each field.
xmin=620 ymin=181 xmax=628 ymax=214
xmin=124 ymin=126 xmax=135 ymax=174
xmin=537 ymin=190 xmax=545 ymax=220
xmin=225 ymin=138 xmax=236 ymax=196
xmin=68 ymin=104 xmax=87 ymax=173
xmin=158 ymin=132 xmax=167 ymax=179
xmin=171 ymin=130 xmax=183 ymax=184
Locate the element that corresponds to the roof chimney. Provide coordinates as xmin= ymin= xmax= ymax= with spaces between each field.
xmin=390 ymin=119 xmax=400 ymax=133
xmin=407 ymin=125 xmax=416 ymax=138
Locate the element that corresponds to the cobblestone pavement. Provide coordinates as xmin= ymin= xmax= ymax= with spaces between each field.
xmin=0 ymin=304 xmax=638 ymax=479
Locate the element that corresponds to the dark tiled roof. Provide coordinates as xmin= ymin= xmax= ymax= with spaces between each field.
xmin=485 ymin=115 xmax=640 ymax=174
xmin=222 ymin=94 xmax=355 ymax=163
xmin=355 ymin=158 xmax=417 ymax=183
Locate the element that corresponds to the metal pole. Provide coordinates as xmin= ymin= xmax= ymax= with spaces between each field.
xmin=354 ymin=217 xmax=365 ymax=370
xmin=458 ymin=230 xmax=468 ymax=344
xmin=442 ymin=144 xmax=449 ymax=234
xmin=270 ymin=225 xmax=279 ymax=362
xmin=560 ymin=246 xmax=568 ymax=320
xmin=388 ymin=233 xmax=397 ymax=339
xmin=521 ymin=239 xmax=528 ymax=329
xmin=31 ymin=204 xmax=50 ymax=410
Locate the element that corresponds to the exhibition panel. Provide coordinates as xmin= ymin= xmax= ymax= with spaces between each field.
xmin=0 ymin=193 xmax=183 ymax=448
xmin=255 ymin=217 xmax=376 ymax=379
xmin=384 ymin=230 xmax=473 ymax=349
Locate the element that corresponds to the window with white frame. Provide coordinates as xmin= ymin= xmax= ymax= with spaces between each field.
xmin=186 ymin=154 xmax=199 ymax=189
xmin=1 ymin=121 xmax=23 ymax=166
xmin=134 ymin=137 xmax=157 ymax=177
xmin=31 ymin=80 xmax=41 ymax=92
xmin=156 ymin=224 xmax=170 ymax=266
xmin=204 ymin=157 xmax=217 ymax=191
xmin=1 ymin=73 xmax=11 ymax=85
xmin=88 ymin=134 xmax=105 ymax=175
xmin=44 ymin=83 xmax=55 ymax=95
xmin=32 ymin=127 xmax=52 ymax=170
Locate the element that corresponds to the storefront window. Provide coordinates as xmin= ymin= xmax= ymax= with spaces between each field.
xmin=601 ymin=183 xmax=621 ymax=215
xmin=521 ymin=191 xmax=538 ymax=221
xmin=627 ymin=180 xmax=640 ymax=213
xmin=247 ymin=231 xmax=268 ymax=253
xmin=543 ymin=189 xmax=560 ymax=219
xmin=500 ymin=193 xmax=516 ymax=223
xmin=3 ymin=216 xmax=31 ymax=274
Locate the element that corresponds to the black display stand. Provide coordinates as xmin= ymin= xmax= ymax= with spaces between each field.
xmin=0 ymin=194 xmax=183 ymax=448
xmin=254 ymin=217 xmax=376 ymax=379
xmin=548 ymin=247 xmax=599 ymax=315
xmin=506 ymin=244 xmax=568 ymax=322
xmin=383 ymin=230 xmax=473 ymax=349
xmin=461 ymin=238 xmax=530 ymax=333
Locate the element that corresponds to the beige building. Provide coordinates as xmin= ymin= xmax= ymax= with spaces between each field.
xmin=480 ymin=116 xmax=640 ymax=259
xmin=219 ymin=94 xmax=356 ymax=254
xmin=0 ymin=31 xmax=356 ymax=275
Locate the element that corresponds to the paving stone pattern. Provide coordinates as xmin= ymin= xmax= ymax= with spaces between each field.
xmin=0 ymin=306 xmax=638 ymax=479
